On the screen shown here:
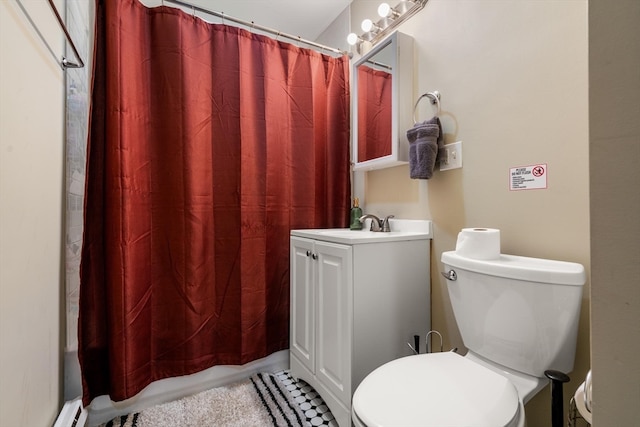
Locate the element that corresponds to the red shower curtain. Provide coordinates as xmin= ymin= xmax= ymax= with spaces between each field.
xmin=79 ymin=0 xmax=350 ymax=405
xmin=357 ymin=65 xmax=392 ymax=162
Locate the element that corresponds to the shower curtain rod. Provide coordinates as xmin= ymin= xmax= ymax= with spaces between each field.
xmin=165 ymin=0 xmax=348 ymax=56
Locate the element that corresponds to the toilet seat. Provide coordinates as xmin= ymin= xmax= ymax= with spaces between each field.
xmin=352 ymin=352 xmax=522 ymax=427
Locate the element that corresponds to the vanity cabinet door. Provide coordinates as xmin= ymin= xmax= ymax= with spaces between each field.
xmin=290 ymin=237 xmax=315 ymax=373
xmin=315 ymin=241 xmax=353 ymax=406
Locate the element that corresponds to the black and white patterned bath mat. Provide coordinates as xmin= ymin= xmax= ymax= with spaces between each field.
xmin=99 ymin=371 xmax=337 ymax=427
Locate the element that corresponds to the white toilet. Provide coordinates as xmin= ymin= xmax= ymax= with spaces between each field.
xmin=352 ymin=250 xmax=585 ymax=427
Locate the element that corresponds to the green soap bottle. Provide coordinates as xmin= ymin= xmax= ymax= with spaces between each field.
xmin=349 ymin=197 xmax=363 ymax=230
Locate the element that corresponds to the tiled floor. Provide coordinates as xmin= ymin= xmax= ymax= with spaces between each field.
xmin=275 ymin=371 xmax=339 ymax=427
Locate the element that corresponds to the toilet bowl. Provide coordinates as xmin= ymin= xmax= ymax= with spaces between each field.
xmin=352 ymin=351 xmax=525 ymax=427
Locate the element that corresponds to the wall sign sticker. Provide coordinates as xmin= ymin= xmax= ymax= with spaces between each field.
xmin=510 ymin=163 xmax=547 ymax=191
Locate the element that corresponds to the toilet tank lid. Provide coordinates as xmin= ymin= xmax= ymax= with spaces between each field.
xmin=441 ymin=251 xmax=586 ymax=286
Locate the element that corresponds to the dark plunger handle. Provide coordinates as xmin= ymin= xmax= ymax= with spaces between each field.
xmin=544 ymin=370 xmax=570 ymax=427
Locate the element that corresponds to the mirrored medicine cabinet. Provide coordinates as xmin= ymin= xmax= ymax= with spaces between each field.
xmin=352 ymin=31 xmax=413 ymax=171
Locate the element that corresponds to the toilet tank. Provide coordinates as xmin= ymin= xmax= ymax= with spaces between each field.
xmin=441 ymin=251 xmax=585 ymax=378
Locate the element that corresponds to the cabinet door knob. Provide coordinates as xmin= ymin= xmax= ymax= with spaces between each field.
xmin=311 ymin=253 xmax=318 ymax=260
xmin=306 ymin=250 xmax=311 ymax=257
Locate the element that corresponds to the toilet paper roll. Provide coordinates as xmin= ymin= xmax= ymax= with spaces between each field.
xmin=455 ymin=228 xmax=501 ymax=260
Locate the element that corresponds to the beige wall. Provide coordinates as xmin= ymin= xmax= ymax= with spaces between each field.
xmin=589 ymin=0 xmax=640 ymax=425
xmin=350 ymin=1 xmax=590 ymax=426
xmin=0 ymin=0 xmax=64 ymax=425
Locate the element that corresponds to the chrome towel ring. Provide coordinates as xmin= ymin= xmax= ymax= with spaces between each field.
xmin=413 ymin=91 xmax=441 ymax=124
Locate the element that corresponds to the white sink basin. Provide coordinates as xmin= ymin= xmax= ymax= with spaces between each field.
xmin=291 ymin=219 xmax=432 ymax=244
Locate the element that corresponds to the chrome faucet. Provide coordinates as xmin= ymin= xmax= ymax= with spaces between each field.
xmin=358 ymin=214 xmax=395 ymax=232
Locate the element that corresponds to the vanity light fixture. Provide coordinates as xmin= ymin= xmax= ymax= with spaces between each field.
xmin=347 ymin=0 xmax=428 ymax=54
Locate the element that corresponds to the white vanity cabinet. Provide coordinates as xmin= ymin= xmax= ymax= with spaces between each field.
xmin=289 ymin=223 xmax=431 ymax=427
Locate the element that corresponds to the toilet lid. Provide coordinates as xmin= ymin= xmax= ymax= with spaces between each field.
xmin=353 ymin=352 xmax=520 ymax=427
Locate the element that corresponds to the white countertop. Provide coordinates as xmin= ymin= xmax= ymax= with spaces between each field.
xmin=291 ymin=219 xmax=432 ymax=244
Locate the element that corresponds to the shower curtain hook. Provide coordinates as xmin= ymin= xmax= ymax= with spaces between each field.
xmin=250 ymin=21 xmax=255 ymax=32
xmin=275 ymin=30 xmax=281 ymax=41
xmin=221 ymin=11 xmax=225 ymax=25
xmin=192 ymin=6 xmax=195 ymax=17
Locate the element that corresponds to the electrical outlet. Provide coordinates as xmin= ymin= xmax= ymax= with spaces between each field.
xmin=440 ymin=141 xmax=463 ymax=171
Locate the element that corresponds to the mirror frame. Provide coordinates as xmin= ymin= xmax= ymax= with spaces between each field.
xmin=352 ymin=31 xmax=413 ymax=171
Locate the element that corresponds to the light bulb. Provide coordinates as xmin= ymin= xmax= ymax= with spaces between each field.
xmin=361 ymin=19 xmax=374 ymax=32
xmin=347 ymin=33 xmax=359 ymax=46
xmin=378 ymin=3 xmax=391 ymax=18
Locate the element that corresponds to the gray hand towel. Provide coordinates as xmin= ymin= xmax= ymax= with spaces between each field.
xmin=407 ymin=117 xmax=442 ymax=179
xmin=427 ymin=116 xmax=445 ymax=163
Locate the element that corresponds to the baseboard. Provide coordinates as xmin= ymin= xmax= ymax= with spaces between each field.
xmin=54 ymin=398 xmax=87 ymax=427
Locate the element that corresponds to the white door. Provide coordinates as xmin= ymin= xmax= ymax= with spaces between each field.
xmin=315 ymin=241 xmax=352 ymax=405
xmin=290 ymin=237 xmax=315 ymax=373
